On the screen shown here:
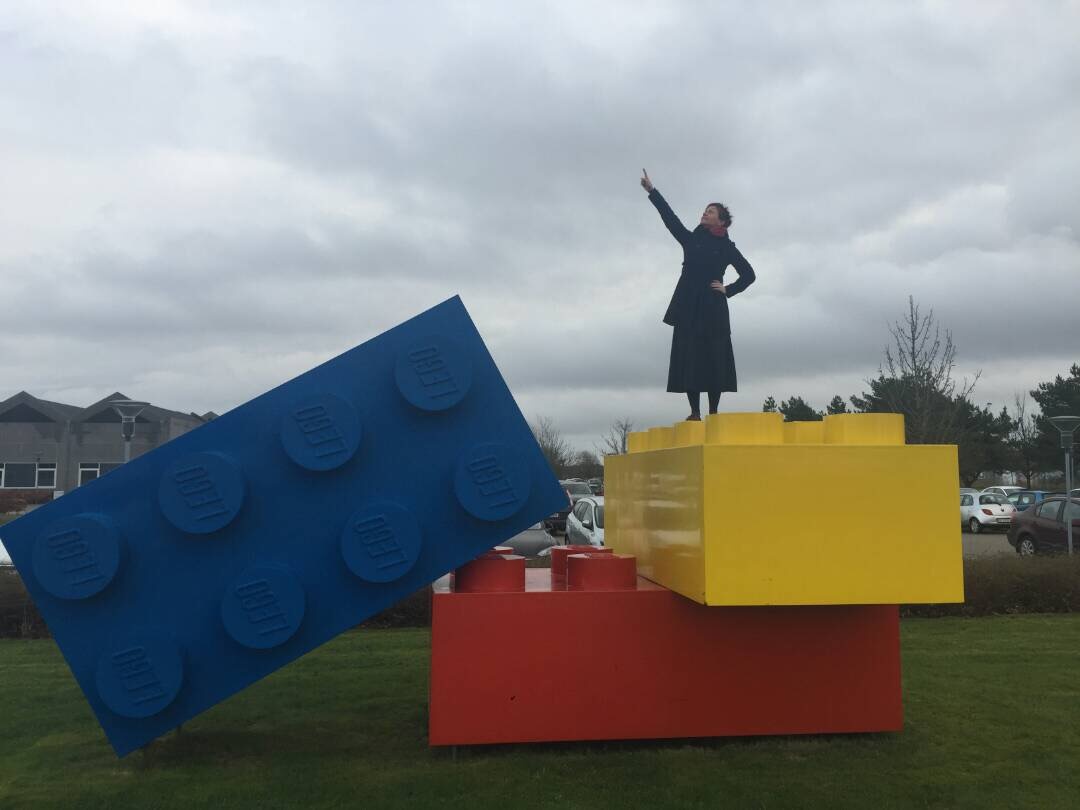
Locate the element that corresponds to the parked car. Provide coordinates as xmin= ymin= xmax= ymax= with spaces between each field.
xmin=544 ymin=480 xmax=595 ymax=535
xmin=1007 ymin=496 xmax=1080 ymax=555
xmin=1007 ymin=490 xmax=1054 ymax=512
xmin=565 ymin=496 xmax=605 ymax=547
xmin=960 ymin=492 xmax=1015 ymax=533
xmin=501 ymin=521 xmax=557 ymax=557
xmin=981 ymin=486 xmax=1024 ymax=500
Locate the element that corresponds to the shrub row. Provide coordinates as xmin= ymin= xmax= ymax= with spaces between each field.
xmin=0 ymin=491 xmax=52 ymax=515
xmin=902 ymin=554 xmax=1080 ymax=617
xmin=4 ymin=554 xmax=1079 ymax=639
xmin=0 ymin=568 xmax=50 ymax=639
xmin=0 ymin=567 xmax=432 ymax=639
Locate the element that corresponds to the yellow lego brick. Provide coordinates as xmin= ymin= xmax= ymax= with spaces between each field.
xmin=607 ymin=412 xmax=963 ymax=606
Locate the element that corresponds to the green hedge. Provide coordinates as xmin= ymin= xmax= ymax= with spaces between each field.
xmin=0 ymin=567 xmax=432 ymax=639
xmin=902 ymin=554 xmax=1080 ymax=617
xmin=0 ymin=491 xmax=52 ymax=514
xmin=0 ymin=567 xmax=50 ymax=638
xmin=4 ymin=554 xmax=1080 ymax=638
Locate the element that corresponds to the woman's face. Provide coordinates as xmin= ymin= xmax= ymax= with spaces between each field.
xmin=700 ymin=206 xmax=723 ymax=227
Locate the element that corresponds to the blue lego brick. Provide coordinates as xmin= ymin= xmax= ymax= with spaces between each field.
xmin=1 ymin=296 xmax=564 ymax=756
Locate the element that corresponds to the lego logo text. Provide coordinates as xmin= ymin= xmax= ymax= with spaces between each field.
xmin=352 ymin=514 xmax=409 ymax=570
xmin=112 ymin=647 xmax=167 ymax=706
xmin=45 ymin=528 xmax=103 ymax=588
xmin=408 ymin=346 xmax=459 ymax=403
xmin=172 ymin=464 xmax=229 ymax=522
xmin=292 ymin=404 xmax=347 ymax=459
xmin=234 ymin=579 xmax=291 ymax=636
xmin=467 ymin=455 xmax=518 ymax=509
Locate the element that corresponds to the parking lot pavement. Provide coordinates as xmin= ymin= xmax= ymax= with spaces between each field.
xmin=961 ymin=530 xmax=1014 ymax=559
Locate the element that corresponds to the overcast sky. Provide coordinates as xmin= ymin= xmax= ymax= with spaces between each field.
xmin=2 ymin=0 xmax=1078 ymax=474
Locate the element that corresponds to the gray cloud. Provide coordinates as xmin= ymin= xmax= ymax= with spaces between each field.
xmin=0 ymin=1 xmax=1077 ymax=461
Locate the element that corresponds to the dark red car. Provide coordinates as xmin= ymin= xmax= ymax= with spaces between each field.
xmin=1006 ymin=496 xmax=1080 ymax=555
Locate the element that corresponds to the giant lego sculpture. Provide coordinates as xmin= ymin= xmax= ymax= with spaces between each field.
xmin=428 ymin=411 xmax=963 ymax=745
xmin=0 ymin=297 xmax=566 ymax=756
xmin=3 ymin=297 xmax=964 ymax=754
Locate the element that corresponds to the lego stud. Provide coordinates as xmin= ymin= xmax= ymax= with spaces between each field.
xmin=280 ymin=393 xmax=362 ymax=471
xmin=673 ymin=420 xmax=705 ymax=447
xmin=32 ymin=513 xmax=122 ymax=600
xmin=453 ymin=443 xmax=532 ymax=521
xmin=566 ymin=553 xmax=637 ymax=591
xmin=550 ymin=544 xmax=612 ymax=580
xmin=647 ymin=426 xmax=675 ymax=450
xmin=395 ymin=335 xmax=473 ymax=411
xmin=158 ymin=451 xmax=246 ymax=534
xmin=626 ymin=431 xmax=649 ymax=453
xmin=705 ymin=412 xmax=784 ymax=445
xmin=340 ymin=501 xmax=422 ymax=582
xmin=221 ymin=565 xmax=306 ymax=650
xmin=783 ymin=421 xmax=825 ymax=444
xmin=454 ymin=554 xmax=526 ymax=593
xmin=95 ymin=632 xmax=184 ymax=719
xmin=824 ymin=412 xmax=905 ymax=445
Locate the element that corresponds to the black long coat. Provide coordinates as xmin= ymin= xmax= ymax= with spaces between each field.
xmin=648 ymin=189 xmax=755 ymax=336
xmin=649 ymin=189 xmax=756 ymax=393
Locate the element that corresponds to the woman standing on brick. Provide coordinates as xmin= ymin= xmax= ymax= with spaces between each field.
xmin=640 ymin=169 xmax=756 ymax=420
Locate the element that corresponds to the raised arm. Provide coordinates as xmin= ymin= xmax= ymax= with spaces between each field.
xmin=641 ymin=169 xmax=691 ymax=245
xmin=724 ymin=244 xmax=756 ymax=298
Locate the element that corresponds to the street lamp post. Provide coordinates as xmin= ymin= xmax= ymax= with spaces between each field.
xmin=109 ymin=400 xmax=150 ymax=464
xmin=1048 ymin=415 xmax=1080 ymax=556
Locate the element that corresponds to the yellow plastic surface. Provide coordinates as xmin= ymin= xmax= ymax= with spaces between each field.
xmin=606 ymin=412 xmax=963 ymax=606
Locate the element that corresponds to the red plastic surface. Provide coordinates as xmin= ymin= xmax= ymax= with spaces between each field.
xmin=550 ymin=545 xmax=612 ymax=580
xmin=429 ymin=569 xmax=902 ymax=745
xmin=566 ymin=553 xmax=637 ymax=590
xmin=454 ymin=554 xmax=525 ymax=593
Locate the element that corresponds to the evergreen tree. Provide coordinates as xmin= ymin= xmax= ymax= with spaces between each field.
xmin=779 ymin=396 xmax=822 ymax=422
xmin=1030 ymin=364 xmax=1080 ymax=480
xmin=955 ymin=402 xmax=1015 ymax=486
xmin=826 ymin=395 xmax=849 ymax=415
xmin=762 ymin=396 xmax=777 ymax=413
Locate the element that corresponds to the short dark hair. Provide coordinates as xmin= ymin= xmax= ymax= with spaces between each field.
xmin=708 ymin=202 xmax=732 ymax=226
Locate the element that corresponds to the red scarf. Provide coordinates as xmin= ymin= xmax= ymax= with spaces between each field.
xmin=707 ymin=224 xmax=728 ymax=237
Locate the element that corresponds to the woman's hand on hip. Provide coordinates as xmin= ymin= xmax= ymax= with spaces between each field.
xmin=710 ymin=281 xmax=727 ymax=294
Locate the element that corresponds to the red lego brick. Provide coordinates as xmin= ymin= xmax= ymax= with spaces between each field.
xmin=430 ymin=560 xmax=902 ymax=746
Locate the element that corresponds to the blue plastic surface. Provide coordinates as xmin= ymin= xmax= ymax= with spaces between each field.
xmin=0 ymin=296 xmax=564 ymax=756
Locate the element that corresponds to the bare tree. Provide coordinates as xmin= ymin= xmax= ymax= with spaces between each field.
xmin=566 ymin=450 xmax=604 ymax=480
xmin=530 ymin=415 xmax=573 ymax=478
xmin=854 ymin=296 xmax=979 ymax=444
xmin=596 ymin=417 xmax=634 ymax=457
xmin=1008 ymin=393 xmax=1041 ymax=488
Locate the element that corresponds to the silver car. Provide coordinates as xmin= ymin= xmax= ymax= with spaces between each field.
xmin=961 ymin=492 xmax=1015 ymax=533
xmin=565 ymin=496 xmax=605 ymax=548
xmin=501 ymin=522 xmax=557 ymax=557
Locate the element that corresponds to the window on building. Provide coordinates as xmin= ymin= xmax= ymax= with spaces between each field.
xmin=78 ymin=462 xmax=123 ymax=487
xmin=1 ymin=462 xmax=60 ymax=489
xmin=36 ymin=463 xmax=56 ymax=489
xmin=1 ymin=463 xmax=36 ymax=488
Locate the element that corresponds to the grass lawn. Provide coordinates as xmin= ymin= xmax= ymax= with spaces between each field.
xmin=1 ymin=616 xmax=1078 ymax=809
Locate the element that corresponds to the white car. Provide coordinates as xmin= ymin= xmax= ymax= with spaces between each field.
xmin=565 ymin=496 xmax=604 ymax=548
xmin=961 ymin=492 xmax=1015 ymax=533
xmin=981 ymin=486 xmax=1024 ymax=500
